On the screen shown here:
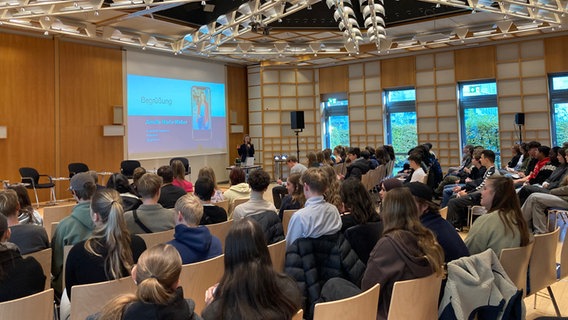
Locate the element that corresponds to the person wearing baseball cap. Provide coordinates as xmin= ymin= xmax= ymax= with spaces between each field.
xmin=51 ymin=172 xmax=97 ymax=298
xmin=406 ymin=182 xmax=469 ymax=263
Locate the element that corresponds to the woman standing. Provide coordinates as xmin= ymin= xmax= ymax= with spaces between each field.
xmin=238 ymin=134 xmax=254 ymax=164
xmin=465 ymin=176 xmax=531 ymax=255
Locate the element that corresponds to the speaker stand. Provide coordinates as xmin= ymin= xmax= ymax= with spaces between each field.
xmin=294 ymin=129 xmax=303 ymax=160
xmin=518 ymin=124 xmax=523 ymax=144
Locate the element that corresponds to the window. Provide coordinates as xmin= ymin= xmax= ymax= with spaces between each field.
xmin=384 ymin=88 xmax=417 ymax=168
xmin=458 ymin=81 xmax=500 ymax=164
xmin=549 ymin=73 xmax=568 ymax=147
xmin=321 ymin=97 xmax=349 ymax=149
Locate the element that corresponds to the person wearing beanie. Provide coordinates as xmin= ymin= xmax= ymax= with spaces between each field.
xmin=0 ymin=214 xmax=45 ymax=302
xmin=406 ymin=182 xmax=469 ymax=263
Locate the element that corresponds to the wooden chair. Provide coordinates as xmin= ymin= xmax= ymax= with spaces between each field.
xmin=70 ymin=276 xmax=137 ymax=320
xmin=291 ymin=309 xmax=303 ymax=320
xmin=439 ymin=206 xmax=448 ymax=220
xmin=467 ymin=205 xmax=487 ymax=229
xmin=214 ymin=199 xmax=229 ymax=213
xmin=136 ymin=229 xmax=175 ymax=249
xmin=282 ymin=209 xmax=297 ymax=236
xmin=499 ymin=241 xmax=534 ymax=297
xmin=179 ymin=254 xmax=224 ymax=315
xmin=228 ymin=197 xmax=249 ymax=218
xmin=206 ymin=220 xmax=232 ymax=250
xmin=0 ymin=288 xmax=54 ymax=320
xmin=43 ymin=203 xmax=75 ymax=241
xmin=23 ymin=248 xmax=52 ymax=290
xmin=313 ymin=283 xmax=380 ymax=320
xmin=267 ymin=239 xmax=286 ymax=272
xmin=528 ymin=228 xmax=561 ymax=316
xmin=388 ymin=273 xmax=443 ymax=320
xmin=50 ymin=222 xmax=59 ymax=240
xmin=63 ymin=245 xmax=73 ymax=293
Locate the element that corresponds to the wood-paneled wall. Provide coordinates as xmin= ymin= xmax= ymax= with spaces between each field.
xmin=380 ymin=56 xmax=416 ymax=88
xmin=544 ymin=35 xmax=568 ymax=73
xmin=455 ymin=46 xmax=496 ymax=81
xmin=227 ymin=65 xmax=248 ymax=163
xmin=319 ymin=65 xmax=348 ymax=94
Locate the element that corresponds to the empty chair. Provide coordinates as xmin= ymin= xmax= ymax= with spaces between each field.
xmin=206 ymin=220 xmax=232 ymax=250
xmin=67 ymin=162 xmax=89 ymax=178
xmin=528 ymin=228 xmax=561 ymax=316
xmin=179 ymin=254 xmax=224 ymax=315
xmin=0 ymin=289 xmax=54 ymax=320
xmin=120 ymin=160 xmax=141 ymax=179
xmin=169 ymin=157 xmax=191 ymax=176
xmin=313 ymin=283 xmax=380 ymax=320
xmin=499 ymin=242 xmax=534 ymax=297
xmin=70 ymin=276 xmax=137 ymax=320
xmin=19 ymin=167 xmax=55 ymax=207
xmin=23 ymin=248 xmax=52 ymax=290
xmin=136 ymin=229 xmax=175 ymax=249
xmin=388 ymin=274 xmax=442 ymax=320
xmin=267 ymin=239 xmax=286 ymax=272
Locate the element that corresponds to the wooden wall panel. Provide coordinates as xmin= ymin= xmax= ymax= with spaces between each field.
xmin=455 ymin=46 xmax=496 ymax=81
xmin=227 ymin=65 xmax=248 ymax=163
xmin=380 ymin=56 xmax=416 ymax=88
xmin=58 ymin=41 xmax=123 ymax=195
xmin=544 ymin=36 xmax=568 ymax=73
xmin=0 ymin=33 xmax=55 ymax=200
xmin=319 ymin=65 xmax=348 ymax=94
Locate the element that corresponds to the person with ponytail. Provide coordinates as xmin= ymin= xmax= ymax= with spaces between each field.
xmin=202 ymin=218 xmax=302 ymax=320
xmin=92 ymin=243 xmax=200 ymax=320
xmin=362 ymin=187 xmax=445 ymax=320
xmin=65 ymin=188 xmax=147 ymax=300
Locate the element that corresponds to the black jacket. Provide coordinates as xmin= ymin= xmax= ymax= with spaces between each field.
xmin=285 ymin=233 xmax=365 ymax=319
xmin=0 ymin=242 xmax=45 ymax=302
xmin=248 ymin=211 xmax=285 ymax=245
xmin=123 ymin=287 xmax=201 ymax=320
xmin=344 ymin=158 xmax=371 ymax=180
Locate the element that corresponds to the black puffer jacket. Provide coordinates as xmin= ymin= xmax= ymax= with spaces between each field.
xmin=247 ymin=211 xmax=284 ymax=245
xmin=285 ymin=233 xmax=366 ymax=319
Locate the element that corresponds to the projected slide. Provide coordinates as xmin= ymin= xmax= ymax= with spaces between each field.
xmin=127 ymin=74 xmax=227 ymax=159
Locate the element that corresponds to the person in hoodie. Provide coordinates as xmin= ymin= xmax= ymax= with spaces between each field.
xmin=168 ymin=194 xmax=222 ymax=264
xmin=51 ymin=172 xmax=97 ymax=297
xmin=362 ymin=187 xmax=444 ymax=320
xmin=0 ymin=214 xmax=45 ymax=302
xmin=223 ymin=167 xmax=251 ymax=218
xmin=89 ymin=244 xmax=201 ymax=320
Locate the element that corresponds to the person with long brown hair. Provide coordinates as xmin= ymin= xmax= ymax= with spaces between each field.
xmin=91 ymin=244 xmax=200 ymax=320
xmin=465 ymin=176 xmax=531 ymax=255
xmin=202 ymin=218 xmax=301 ymax=320
xmin=339 ymin=178 xmax=380 ymax=232
xmin=277 ymin=173 xmax=305 ymax=221
xmin=362 ymin=187 xmax=444 ymax=320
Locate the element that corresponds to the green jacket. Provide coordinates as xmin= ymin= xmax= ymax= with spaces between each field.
xmin=50 ymin=201 xmax=94 ymax=296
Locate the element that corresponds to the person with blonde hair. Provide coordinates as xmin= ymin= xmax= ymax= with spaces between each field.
xmin=320 ymin=165 xmax=343 ymax=212
xmin=172 ymin=160 xmax=193 ymax=193
xmin=90 ymin=244 xmax=200 ymax=320
xmin=198 ymin=166 xmax=224 ymax=203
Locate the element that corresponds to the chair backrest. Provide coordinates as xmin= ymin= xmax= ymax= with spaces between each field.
xmin=23 ymin=248 xmax=52 ymax=290
xmin=291 ymin=309 xmax=304 ymax=320
xmin=169 ymin=157 xmax=190 ymax=175
xmin=0 ymin=288 xmax=54 ymax=320
xmin=19 ymin=167 xmax=40 ymax=184
xmin=136 ymin=229 xmax=175 ymax=249
xmin=179 ymin=254 xmax=225 ymax=315
xmin=267 ymin=239 xmax=286 ymax=272
xmin=528 ymin=228 xmax=560 ymax=295
xmin=313 ymin=283 xmax=380 ymax=320
xmin=50 ymin=222 xmax=59 ymax=240
xmin=439 ymin=206 xmax=448 ymax=220
xmin=499 ymin=241 xmax=534 ymax=297
xmin=232 ymin=197 xmax=249 ymax=210
xmin=120 ymin=160 xmax=141 ymax=178
xmin=560 ymin=231 xmax=568 ymax=280
xmin=214 ymin=199 xmax=229 ymax=212
xmin=282 ymin=209 xmax=297 ymax=236
xmin=67 ymin=162 xmax=89 ymax=178
xmin=388 ymin=273 xmax=442 ymax=320
xmin=70 ymin=276 xmax=137 ymax=320
xmin=43 ymin=203 xmax=75 ymax=241
xmin=206 ymin=220 xmax=232 ymax=250
xmin=63 ymin=245 xmax=73 ymax=292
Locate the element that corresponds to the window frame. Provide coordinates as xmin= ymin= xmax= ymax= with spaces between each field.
xmin=548 ymin=72 xmax=568 ymax=147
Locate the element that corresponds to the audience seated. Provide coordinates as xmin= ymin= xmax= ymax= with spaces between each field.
xmin=378 ymin=178 xmax=403 ymax=209
xmin=232 ymin=169 xmax=277 ymax=221
xmin=465 ymin=176 xmax=531 ymax=256
xmin=517 ymin=147 xmax=568 ymax=204
xmin=124 ymin=173 xmax=176 ymax=234
xmin=435 ymin=145 xmax=474 ymax=196
xmin=168 ymin=194 xmax=222 ymax=264
xmin=157 ymin=166 xmax=187 ymax=209
xmin=198 ymin=167 xmax=225 ymax=203
xmin=0 ymin=214 xmax=45 ymax=302
xmin=51 ymin=172 xmax=97 ymax=297
xmin=339 ymin=178 xmax=380 ymax=232
xmin=407 ymin=152 xmax=427 ymax=183
xmin=8 ymin=184 xmax=43 ymax=225
xmin=332 ymin=145 xmax=346 ymax=164
xmin=286 ymin=168 xmax=342 ymax=247
xmin=272 ymin=156 xmax=308 ymax=209
xmin=89 ymin=244 xmax=200 ymax=320
xmin=223 ymin=168 xmax=251 ymax=217
xmin=0 ymin=189 xmax=48 ymax=255
xmin=129 ymin=167 xmax=147 ymax=197
xmin=343 ymin=147 xmax=370 ymax=180
xmin=320 ymin=165 xmax=343 ymax=212
xmin=521 ymin=174 xmax=568 ymax=234
xmin=194 ymin=177 xmax=227 ymax=225
xmin=171 ymin=160 xmax=193 ymax=193
xmin=202 ymin=219 xmax=301 ymax=320
xmin=440 ymin=151 xmax=486 ymax=207
xmin=307 ymin=151 xmax=320 ymax=168
xmin=105 ymin=173 xmax=142 ymax=212
xmin=277 ymin=173 xmax=305 ymax=221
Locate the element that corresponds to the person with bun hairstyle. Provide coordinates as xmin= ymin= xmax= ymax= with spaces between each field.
xmin=90 ymin=244 xmax=200 ymax=320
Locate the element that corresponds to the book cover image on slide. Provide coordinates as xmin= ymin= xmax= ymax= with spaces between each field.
xmin=192 ymin=86 xmax=212 ymax=141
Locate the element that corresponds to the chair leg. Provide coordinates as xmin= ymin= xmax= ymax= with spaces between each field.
xmin=32 ymin=186 xmax=40 ymax=208
xmin=50 ymin=186 xmax=56 ymax=203
xmin=547 ymin=286 xmax=561 ymax=317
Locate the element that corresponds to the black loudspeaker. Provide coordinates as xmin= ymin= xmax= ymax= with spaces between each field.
xmin=515 ymin=113 xmax=525 ymax=125
xmin=291 ymin=111 xmax=305 ymax=130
